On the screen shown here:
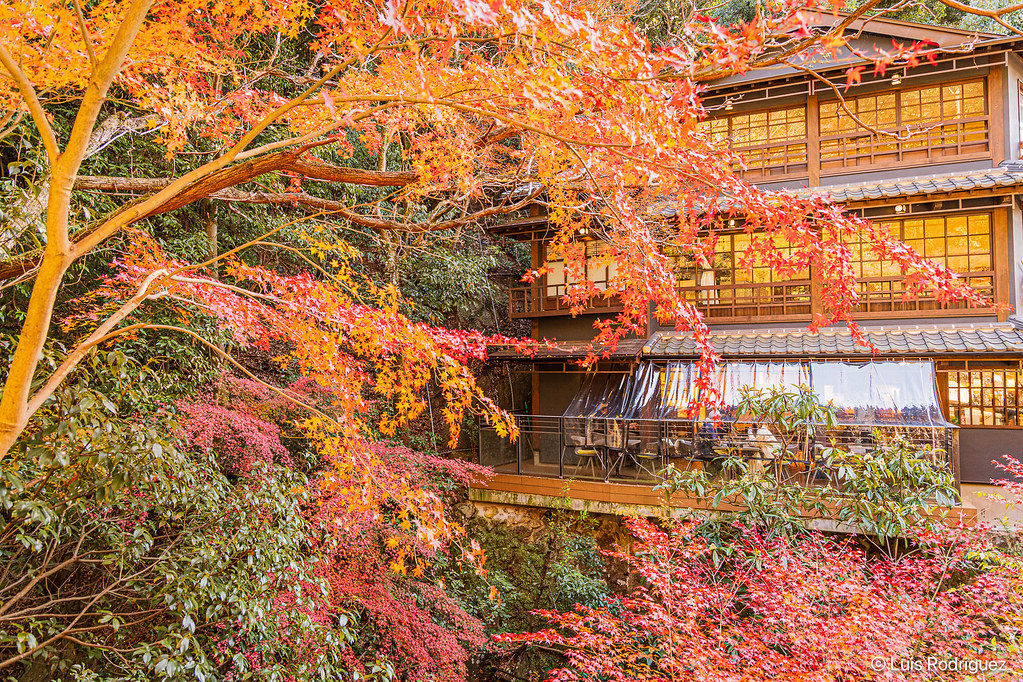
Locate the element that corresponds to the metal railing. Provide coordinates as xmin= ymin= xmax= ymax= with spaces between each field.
xmin=479 ymin=413 xmax=956 ymax=488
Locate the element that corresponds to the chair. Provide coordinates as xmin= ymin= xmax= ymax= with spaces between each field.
xmin=627 ymin=446 xmax=661 ymax=479
xmin=573 ymin=447 xmax=601 ymax=478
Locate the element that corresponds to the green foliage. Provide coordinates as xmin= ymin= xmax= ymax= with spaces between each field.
xmin=829 ymin=434 xmax=960 ymax=538
xmin=0 ymin=352 xmax=351 ymax=681
xmin=444 ymin=510 xmax=607 ymax=635
xmin=393 ymin=232 xmax=505 ymax=325
xmin=657 ymin=386 xmax=959 ymax=543
xmin=440 ymin=509 xmax=609 ymax=677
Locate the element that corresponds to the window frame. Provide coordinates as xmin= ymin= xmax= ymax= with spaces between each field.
xmin=818 ymin=77 xmax=990 ymax=172
xmin=945 ymin=367 xmax=1023 ymax=428
xmin=706 ymin=105 xmax=809 ymax=179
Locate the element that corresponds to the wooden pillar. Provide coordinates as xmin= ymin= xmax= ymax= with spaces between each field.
xmin=806 ymin=94 xmax=821 ymax=188
xmin=531 ymin=239 xmax=541 ymax=415
xmin=994 ymin=207 xmax=1010 ymax=322
xmin=809 ymin=264 xmax=823 ymax=318
xmin=990 ymin=68 xmax=1006 ymax=165
xmin=934 ymin=370 xmax=950 ymax=420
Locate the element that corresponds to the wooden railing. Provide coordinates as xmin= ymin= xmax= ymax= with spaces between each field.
xmin=820 ymin=117 xmax=989 ymax=172
xmin=851 ymin=271 xmax=995 ymax=318
xmin=510 ymin=272 xmax=996 ymax=322
xmin=680 ymin=279 xmax=813 ymax=322
xmin=727 ymin=139 xmax=809 ymax=180
xmin=508 ymin=280 xmax=622 ymax=318
xmin=671 ymin=273 xmax=995 ymax=323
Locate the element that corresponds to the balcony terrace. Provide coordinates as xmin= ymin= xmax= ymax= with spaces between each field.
xmin=473 ymin=360 xmax=977 ymax=526
xmin=509 ymin=271 xmax=996 ymax=323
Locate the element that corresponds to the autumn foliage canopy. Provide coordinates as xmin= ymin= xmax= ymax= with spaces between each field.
xmin=0 ymin=0 xmax=995 ymax=457
xmin=0 ymin=0 xmax=1016 ymax=679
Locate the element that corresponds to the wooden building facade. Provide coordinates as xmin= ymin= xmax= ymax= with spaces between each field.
xmin=474 ymin=17 xmax=1023 ymax=523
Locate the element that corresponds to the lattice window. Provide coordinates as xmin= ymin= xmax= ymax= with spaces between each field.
xmin=712 ymin=233 xmax=811 ymax=286
xmin=841 ymin=213 xmax=994 ymax=314
xmin=706 ymin=106 xmax=807 ymax=177
xmin=852 ymin=213 xmax=993 ymax=278
xmin=819 ymin=79 xmax=988 ymax=169
xmin=545 ymin=240 xmax=617 ymax=296
xmin=947 ymin=369 xmax=1023 ymax=426
xmin=666 ymin=233 xmax=810 ymax=289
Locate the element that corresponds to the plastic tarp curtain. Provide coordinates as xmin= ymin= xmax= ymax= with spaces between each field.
xmin=561 ymin=360 xmax=952 ymax=428
xmin=811 ymin=361 xmax=949 ymax=427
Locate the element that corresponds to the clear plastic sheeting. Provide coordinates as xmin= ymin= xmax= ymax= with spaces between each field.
xmin=718 ymin=362 xmax=812 ymax=415
xmin=481 ymin=360 xmax=957 ymax=484
xmin=812 ymin=361 xmax=949 ymax=427
xmin=622 ymin=362 xmax=662 ymax=420
xmin=658 ymin=362 xmax=693 ymax=420
xmin=562 ymin=373 xmax=610 ymax=448
xmin=562 ymin=360 xmax=952 ymax=428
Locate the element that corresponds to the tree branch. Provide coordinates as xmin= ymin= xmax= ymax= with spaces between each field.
xmin=0 ymin=46 xmax=59 ymax=163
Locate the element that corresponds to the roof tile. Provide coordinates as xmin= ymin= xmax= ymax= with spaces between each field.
xmin=803 ymin=166 xmax=1023 ymax=203
xmin=643 ymin=323 xmax=1023 ymax=358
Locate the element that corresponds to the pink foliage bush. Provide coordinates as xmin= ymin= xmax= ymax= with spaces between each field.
xmin=299 ymin=442 xmax=488 ymax=681
xmin=175 ymin=373 xmax=338 ymax=476
xmin=993 ymin=455 xmax=1023 ymax=503
xmin=176 ymin=399 xmax=291 ymax=476
xmin=180 ymin=375 xmax=490 ymax=679
xmin=216 ymin=374 xmax=336 ymax=424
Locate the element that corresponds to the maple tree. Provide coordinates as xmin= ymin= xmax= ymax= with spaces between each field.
xmin=0 ymin=0 xmax=1013 ymax=460
xmin=4 ymin=1 xmax=1023 ymax=677
xmin=502 ymin=516 xmax=1023 ymax=682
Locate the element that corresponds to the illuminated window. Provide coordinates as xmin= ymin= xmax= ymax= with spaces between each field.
xmin=712 ymin=232 xmax=811 ymax=286
xmin=846 ymin=213 xmax=993 ymax=279
xmin=820 ymin=80 xmax=988 ymax=169
xmin=669 ymin=231 xmax=812 ymax=314
xmin=706 ymin=106 xmax=808 ymax=177
xmin=947 ymin=370 xmax=1023 ymax=426
xmin=841 ymin=213 xmax=994 ymax=313
xmin=545 ymin=241 xmax=617 ymax=296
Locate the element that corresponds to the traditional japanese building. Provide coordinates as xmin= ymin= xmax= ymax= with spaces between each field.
xmin=474 ymin=15 xmax=1023 ymax=526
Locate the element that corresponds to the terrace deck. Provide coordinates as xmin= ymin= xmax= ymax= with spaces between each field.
xmin=469 ymin=473 xmax=980 ymax=533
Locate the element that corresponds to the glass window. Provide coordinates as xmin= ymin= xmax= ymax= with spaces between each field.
xmin=819 ymin=79 xmax=988 ymax=166
xmin=545 ymin=240 xmax=616 ymax=295
xmin=705 ymin=106 xmax=807 ymax=175
xmin=847 ymin=213 xmax=992 ymax=279
xmin=947 ymin=369 xmax=1023 ymax=426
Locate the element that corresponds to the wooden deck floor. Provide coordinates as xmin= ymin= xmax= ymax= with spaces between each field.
xmin=469 ymin=473 xmax=980 ymax=531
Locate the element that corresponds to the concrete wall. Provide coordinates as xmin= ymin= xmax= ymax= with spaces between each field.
xmin=961 ymin=483 xmax=1023 ymax=527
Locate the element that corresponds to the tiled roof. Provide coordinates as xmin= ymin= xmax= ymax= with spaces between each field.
xmin=642 ymin=166 xmax=1023 ymax=219
xmin=489 ymin=338 xmax=646 ymax=360
xmin=643 ymin=323 xmax=1023 ymax=358
xmin=800 ymin=165 xmax=1023 ymax=203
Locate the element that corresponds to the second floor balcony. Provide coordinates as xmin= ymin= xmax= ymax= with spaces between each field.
xmin=510 ymin=268 xmax=996 ymax=323
xmin=509 ymin=210 xmax=1005 ymax=324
